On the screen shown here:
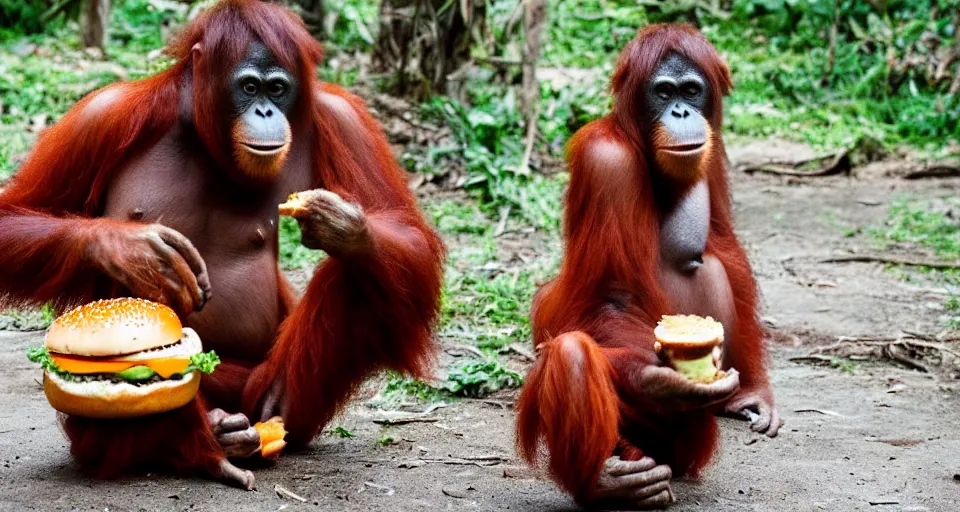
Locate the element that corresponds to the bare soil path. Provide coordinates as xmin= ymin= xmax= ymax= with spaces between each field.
xmin=1 ymin=140 xmax=959 ymax=511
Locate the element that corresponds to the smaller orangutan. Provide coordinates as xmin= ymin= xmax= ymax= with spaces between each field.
xmin=516 ymin=24 xmax=782 ymax=509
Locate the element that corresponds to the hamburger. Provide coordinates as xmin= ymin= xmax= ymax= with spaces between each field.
xmin=653 ymin=314 xmax=725 ymax=383
xmin=278 ymin=191 xmax=309 ymax=217
xmin=27 ymin=298 xmax=220 ymax=419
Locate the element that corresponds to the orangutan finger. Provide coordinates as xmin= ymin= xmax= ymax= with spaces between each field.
xmin=216 ymin=413 xmax=251 ymax=435
xmin=635 ymin=488 xmax=674 ymax=508
xmin=155 ymin=226 xmax=210 ymax=307
xmin=627 ymin=479 xmax=672 ymax=501
xmin=219 ymin=459 xmax=255 ymax=491
xmin=616 ymin=464 xmax=672 ymax=490
xmin=604 ymin=456 xmax=657 ymax=476
xmin=218 ymin=426 xmax=259 ymax=447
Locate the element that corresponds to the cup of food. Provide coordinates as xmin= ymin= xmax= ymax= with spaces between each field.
xmin=653 ymin=314 xmax=724 ymax=383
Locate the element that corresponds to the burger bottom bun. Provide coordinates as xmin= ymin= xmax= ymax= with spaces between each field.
xmin=43 ymin=371 xmax=199 ymax=419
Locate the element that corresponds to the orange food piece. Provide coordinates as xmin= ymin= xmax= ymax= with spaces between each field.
xmin=51 ymin=353 xmax=190 ymax=378
xmin=261 ymin=440 xmax=287 ymax=458
xmin=254 ymin=416 xmax=287 ymax=458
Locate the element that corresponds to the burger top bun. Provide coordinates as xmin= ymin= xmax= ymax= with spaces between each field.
xmin=654 ymin=314 xmax=724 ymax=348
xmin=45 ymin=298 xmax=183 ymax=357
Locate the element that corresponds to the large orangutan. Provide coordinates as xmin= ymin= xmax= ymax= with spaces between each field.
xmin=516 ymin=24 xmax=782 ymax=509
xmin=0 ymin=0 xmax=443 ymax=488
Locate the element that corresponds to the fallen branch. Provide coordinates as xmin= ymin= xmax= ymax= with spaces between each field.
xmin=794 ymin=408 xmax=845 ymax=417
xmin=372 ymin=416 xmax=439 ymax=426
xmin=820 ymin=255 xmax=960 ymax=270
xmin=414 ymin=458 xmax=499 ymax=467
xmin=480 ymin=399 xmax=514 ymax=409
xmin=403 ymin=455 xmax=510 ymax=468
xmin=741 ymin=150 xmax=851 ymax=177
xmin=881 ymin=344 xmax=930 ymax=373
xmin=810 ymin=334 xmax=960 ymax=373
xmin=902 ymin=165 xmax=960 ymax=180
xmin=275 ymin=484 xmax=308 ymax=503
xmin=788 ymin=355 xmax=836 ymax=364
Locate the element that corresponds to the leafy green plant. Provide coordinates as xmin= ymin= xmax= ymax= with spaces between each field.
xmin=830 ymin=357 xmax=857 ymax=375
xmin=382 ymin=373 xmax=451 ymax=402
xmin=278 ymin=216 xmax=325 ymax=270
xmin=331 ymin=426 xmax=356 ymax=438
xmin=383 ymin=359 xmax=523 ymax=402
xmin=445 ymin=360 xmax=522 ymax=397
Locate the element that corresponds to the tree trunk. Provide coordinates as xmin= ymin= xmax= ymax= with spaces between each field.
xmin=520 ymin=0 xmax=546 ymax=121
xmin=373 ymin=0 xmax=486 ymax=100
xmin=81 ymin=0 xmax=109 ymax=50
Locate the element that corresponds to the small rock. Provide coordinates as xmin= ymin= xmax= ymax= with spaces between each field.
xmin=887 ymin=383 xmax=908 ymax=394
xmin=442 ymin=486 xmax=471 ymax=499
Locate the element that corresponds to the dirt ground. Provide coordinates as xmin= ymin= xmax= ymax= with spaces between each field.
xmin=1 ymin=139 xmax=959 ymax=511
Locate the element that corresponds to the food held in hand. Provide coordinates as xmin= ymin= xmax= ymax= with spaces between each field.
xmin=27 ymin=298 xmax=220 ymax=419
xmin=654 ymin=314 xmax=724 ymax=382
xmin=254 ymin=416 xmax=287 ymax=458
xmin=278 ymin=192 xmax=308 ymax=217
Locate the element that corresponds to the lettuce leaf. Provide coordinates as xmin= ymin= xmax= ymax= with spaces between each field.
xmin=186 ymin=351 xmax=220 ymax=374
xmin=27 ymin=346 xmax=73 ymax=381
xmin=27 ymin=347 xmax=221 ymax=379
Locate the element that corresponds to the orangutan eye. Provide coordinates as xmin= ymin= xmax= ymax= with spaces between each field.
xmin=681 ymin=82 xmax=702 ymax=97
xmin=268 ymin=81 xmax=286 ymax=97
xmin=654 ymin=82 xmax=675 ymax=100
xmin=242 ymin=80 xmax=258 ymax=96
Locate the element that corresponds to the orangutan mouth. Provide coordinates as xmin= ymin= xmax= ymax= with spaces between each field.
xmin=241 ymin=142 xmax=288 ymax=156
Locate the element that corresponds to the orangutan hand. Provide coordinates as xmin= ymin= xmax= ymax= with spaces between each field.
xmin=591 ymin=456 xmax=675 ymax=510
xmin=723 ymin=387 xmax=783 ymax=437
xmin=208 ymin=408 xmax=261 ymax=458
xmin=85 ymin=222 xmax=211 ymax=315
xmin=288 ymin=189 xmax=372 ymax=258
xmin=639 ymin=365 xmax=740 ymax=414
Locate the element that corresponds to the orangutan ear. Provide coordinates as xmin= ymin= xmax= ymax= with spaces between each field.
xmin=191 ymin=43 xmax=202 ymax=60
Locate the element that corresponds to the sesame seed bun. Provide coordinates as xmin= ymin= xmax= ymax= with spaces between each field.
xmin=43 ymin=370 xmax=200 ymax=419
xmin=45 ymin=298 xmax=183 ymax=357
xmin=654 ymin=314 xmax=724 ymax=356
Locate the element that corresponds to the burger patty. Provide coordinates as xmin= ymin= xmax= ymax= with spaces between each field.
xmin=70 ymin=372 xmax=185 ymax=386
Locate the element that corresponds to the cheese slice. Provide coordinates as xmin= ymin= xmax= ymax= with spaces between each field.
xmin=50 ymin=353 xmax=190 ymax=378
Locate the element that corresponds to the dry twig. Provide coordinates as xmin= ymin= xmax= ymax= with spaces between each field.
xmin=902 ymin=165 xmax=960 ymax=180
xmin=808 ymin=332 xmax=960 ymax=374
xmin=820 ymin=255 xmax=960 ymax=270
xmin=372 ymin=416 xmax=439 ymax=426
xmin=741 ymin=150 xmax=851 ymax=177
xmin=274 ymin=484 xmax=308 ymax=503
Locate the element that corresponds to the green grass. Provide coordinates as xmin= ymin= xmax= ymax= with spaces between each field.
xmin=873 ymin=197 xmax=960 ymax=260
xmin=870 ymin=195 xmax=960 ymax=330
